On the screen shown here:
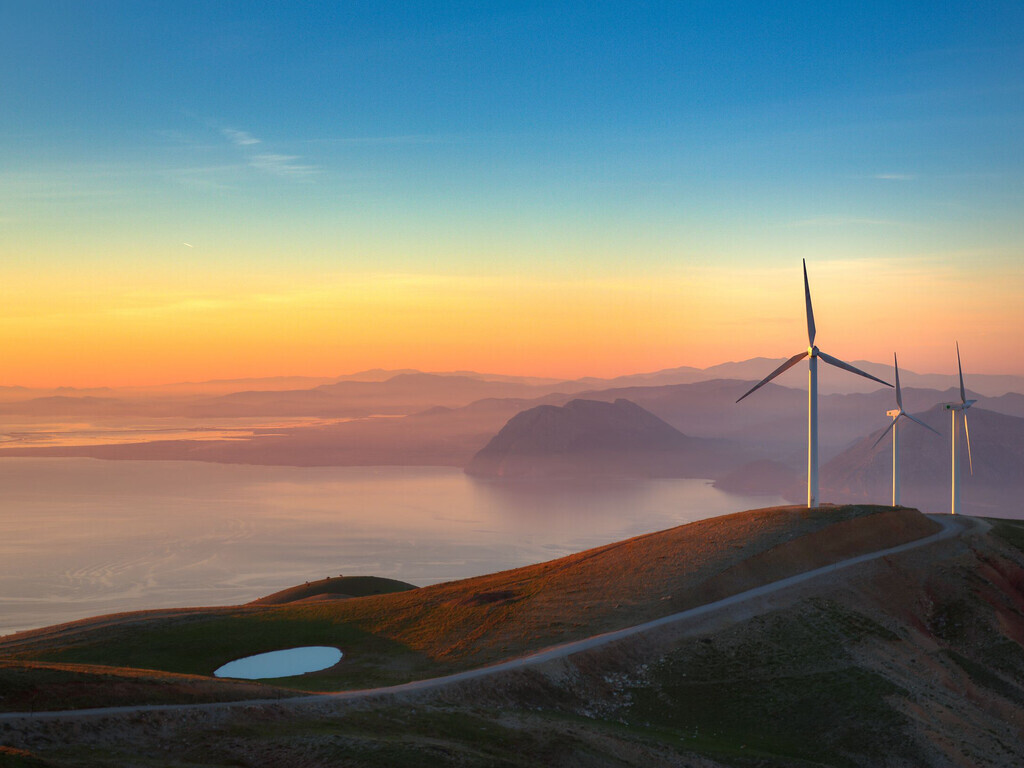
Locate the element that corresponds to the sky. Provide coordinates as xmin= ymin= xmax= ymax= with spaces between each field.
xmin=2 ymin=1 xmax=1023 ymax=387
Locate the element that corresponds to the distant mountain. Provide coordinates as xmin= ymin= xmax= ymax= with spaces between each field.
xmin=465 ymin=398 xmax=753 ymax=479
xmin=0 ymin=395 xmax=129 ymax=416
xmin=184 ymin=373 xmax=587 ymax=418
xmin=0 ymin=357 xmax=1021 ymax=417
xmin=984 ymin=391 xmax=1024 ymax=418
xmin=543 ymin=380 xmax=1024 ymax=462
xmin=700 ymin=358 xmax=1024 ymax=397
xmin=819 ymin=405 xmax=1024 ymax=515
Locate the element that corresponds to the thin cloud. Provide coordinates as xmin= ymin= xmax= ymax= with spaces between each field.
xmin=873 ymin=173 xmax=916 ymax=181
xmin=220 ymin=126 xmax=319 ymax=179
xmin=222 ymin=128 xmax=261 ymax=146
xmin=249 ymin=153 xmax=319 ymax=179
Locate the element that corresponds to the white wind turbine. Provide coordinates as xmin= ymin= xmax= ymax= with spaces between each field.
xmin=872 ymin=353 xmax=940 ymax=506
xmin=737 ymin=260 xmax=892 ymax=507
xmin=943 ymin=342 xmax=976 ymax=515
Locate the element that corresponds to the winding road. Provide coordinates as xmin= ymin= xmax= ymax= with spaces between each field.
xmin=0 ymin=513 xmax=975 ymax=724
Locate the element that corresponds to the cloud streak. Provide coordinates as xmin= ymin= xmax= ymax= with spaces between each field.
xmin=222 ymin=128 xmax=261 ymax=146
xmin=222 ymin=126 xmax=319 ymax=179
xmin=248 ymin=153 xmax=318 ymax=179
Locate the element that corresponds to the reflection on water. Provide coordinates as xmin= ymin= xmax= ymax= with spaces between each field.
xmin=0 ymin=459 xmax=784 ymax=635
xmin=0 ymin=416 xmax=364 ymax=447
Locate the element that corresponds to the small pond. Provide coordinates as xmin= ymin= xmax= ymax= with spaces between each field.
xmin=214 ymin=646 xmax=343 ymax=679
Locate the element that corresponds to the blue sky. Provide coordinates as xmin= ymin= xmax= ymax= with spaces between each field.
xmin=1 ymin=2 xmax=1023 ymax=383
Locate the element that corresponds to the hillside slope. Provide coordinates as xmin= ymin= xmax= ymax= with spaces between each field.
xmin=0 ymin=505 xmax=934 ymax=700
xmin=6 ymin=514 xmax=1024 ymax=767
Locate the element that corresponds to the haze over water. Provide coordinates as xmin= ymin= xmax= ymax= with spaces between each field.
xmin=0 ymin=458 xmax=784 ymax=635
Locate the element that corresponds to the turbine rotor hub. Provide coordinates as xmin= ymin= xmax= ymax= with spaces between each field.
xmin=808 ymin=345 xmax=819 ymax=357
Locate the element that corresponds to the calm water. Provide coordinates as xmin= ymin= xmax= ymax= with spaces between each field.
xmin=0 ymin=458 xmax=784 ymax=635
xmin=214 ymin=646 xmax=343 ymax=679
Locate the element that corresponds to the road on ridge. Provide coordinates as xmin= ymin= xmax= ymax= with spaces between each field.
xmin=0 ymin=513 xmax=974 ymax=724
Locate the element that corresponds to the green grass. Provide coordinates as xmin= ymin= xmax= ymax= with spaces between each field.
xmin=624 ymin=601 xmax=917 ymax=766
xmin=0 ymin=747 xmax=52 ymax=768
xmin=31 ymin=613 xmax=439 ymax=690
xmin=986 ymin=517 xmax=1024 ymax=554
xmin=250 ymin=575 xmax=417 ymax=605
xmin=943 ymin=650 xmax=1024 ymax=706
xmin=0 ymin=661 xmax=293 ymax=713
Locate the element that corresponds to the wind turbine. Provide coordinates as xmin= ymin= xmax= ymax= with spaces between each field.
xmin=872 ymin=353 xmax=940 ymax=506
xmin=737 ymin=260 xmax=892 ymax=508
xmin=943 ymin=342 xmax=976 ymax=515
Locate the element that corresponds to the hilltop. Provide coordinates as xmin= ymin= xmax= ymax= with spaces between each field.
xmin=5 ymin=506 xmax=1024 ymax=766
xmin=465 ymin=397 xmax=750 ymax=479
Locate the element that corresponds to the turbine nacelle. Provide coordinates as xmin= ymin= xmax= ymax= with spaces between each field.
xmin=874 ymin=352 xmax=940 ymax=449
xmin=876 ymin=352 xmax=941 ymax=506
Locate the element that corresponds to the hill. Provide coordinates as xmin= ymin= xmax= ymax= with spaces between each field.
xmin=464 ymin=398 xmax=751 ymax=479
xmin=0 ymin=504 xmax=933 ymax=702
xmin=248 ymin=575 xmax=417 ymax=605
xmin=9 ymin=508 xmax=1024 ymax=765
xmin=820 ymin=405 xmax=1024 ymax=516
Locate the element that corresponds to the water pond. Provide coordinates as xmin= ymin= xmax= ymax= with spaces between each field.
xmin=214 ymin=646 xmax=343 ymax=679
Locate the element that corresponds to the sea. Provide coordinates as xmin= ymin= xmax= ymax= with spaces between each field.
xmin=0 ymin=458 xmax=785 ymax=635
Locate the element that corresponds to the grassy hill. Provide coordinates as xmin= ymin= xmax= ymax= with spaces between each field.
xmin=6 ymin=508 xmax=1024 ymax=767
xmin=0 ymin=504 xmax=936 ymax=708
xmin=248 ymin=575 xmax=417 ymax=605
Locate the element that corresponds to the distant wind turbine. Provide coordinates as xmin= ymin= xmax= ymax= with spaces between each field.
xmin=872 ymin=353 xmax=940 ymax=506
xmin=943 ymin=342 xmax=976 ymax=515
xmin=737 ymin=260 xmax=892 ymax=507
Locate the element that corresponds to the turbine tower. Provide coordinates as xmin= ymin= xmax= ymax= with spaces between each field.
xmin=872 ymin=353 xmax=940 ymax=506
xmin=737 ymin=260 xmax=892 ymax=508
xmin=943 ymin=342 xmax=976 ymax=515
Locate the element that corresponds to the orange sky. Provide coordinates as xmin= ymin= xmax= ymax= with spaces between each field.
xmin=5 ymin=5 xmax=1024 ymax=389
xmin=2 ymin=258 xmax=1020 ymax=388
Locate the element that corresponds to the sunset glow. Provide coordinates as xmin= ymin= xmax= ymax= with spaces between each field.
xmin=2 ymin=3 xmax=1023 ymax=386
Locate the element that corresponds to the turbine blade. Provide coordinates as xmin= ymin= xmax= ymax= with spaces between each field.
xmin=957 ymin=341 xmax=966 ymax=404
xmin=736 ymin=351 xmax=809 ymax=403
xmin=803 ymin=259 xmax=816 ymax=346
xmin=963 ymin=411 xmax=974 ymax=476
xmin=904 ymin=411 xmax=941 ymax=436
xmin=817 ymin=350 xmax=893 ymax=388
xmin=872 ymin=417 xmax=898 ymax=449
xmin=894 ymin=352 xmax=903 ymax=409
